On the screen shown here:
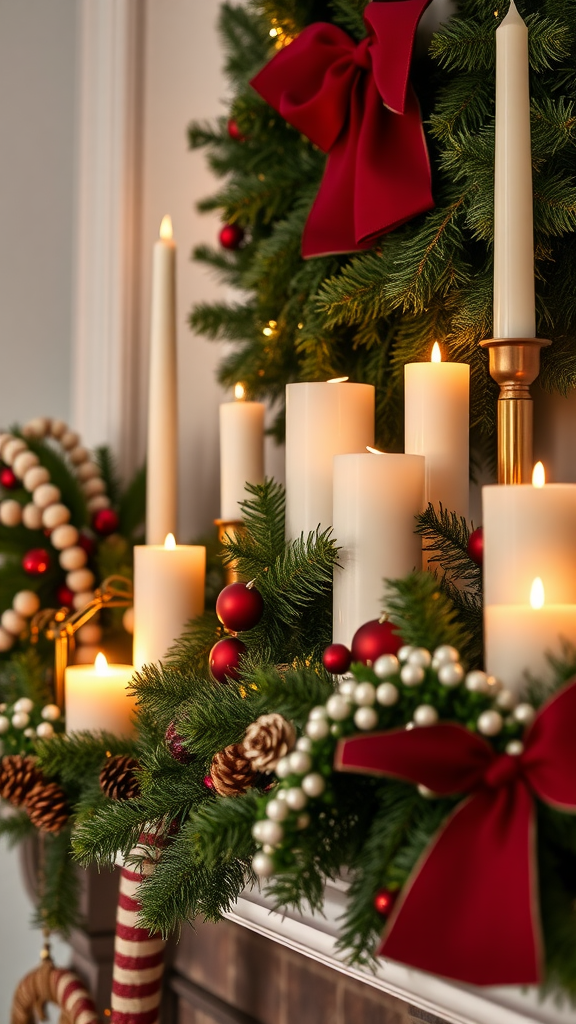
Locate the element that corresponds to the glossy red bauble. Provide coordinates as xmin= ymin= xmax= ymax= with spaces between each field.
xmin=216 ymin=582 xmax=264 ymax=632
xmin=165 ymin=722 xmax=195 ymax=765
xmin=22 ymin=548 xmax=51 ymax=576
xmin=227 ymin=118 xmax=246 ymax=141
xmin=209 ymin=636 xmax=247 ymax=683
xmin=351 ymin=619 xmax=402 ymax=665
xmin=92 ymin=508 xmax=120 ymax=536
xmin=374 ymin=888 xmax=397 ymax=917
xmin=467 ymin=526 xmax=483 ymax=566
xmin=322 ymin=643 xmax=352 ymax=675
xmin=0 ymin=466 xmax=18 ymax=490
xmin=219 ymin=223 xmax=245 ymax=250
xmin=56 ymin=584 xmax=75 ymax=608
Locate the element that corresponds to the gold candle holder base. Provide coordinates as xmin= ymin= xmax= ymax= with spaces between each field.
xmin=480 ymin=337 xmax=551 ymax=484
xmin=214 ymin=519 xmax=245 ymax=585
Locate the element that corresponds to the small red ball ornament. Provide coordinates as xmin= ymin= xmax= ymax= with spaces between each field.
xmin=374 ymin=888 xmax=397 ymax=917
xmin=322 ymin=643 xmax=352 ymax=675
xmin=219 ymin=223 xmax=245 ymax=250
xmin=209 ymin=636 xmax=247 ymax=683
xmin=56 ymin=584 xmax=75 ymax=608
xmin=92 ymin=508 xmax=119 ymax=536
xmin=467 ymin=526 xmax=483 ymax=566
xmin=203 ymin=775 xmax=215 ymax=790
xmin=0 ymin=467 xmax=18 ymax=490
xmin=165 ymin=722 xmax=195 ymax=765
xmin=227 ymin=118 xmax=246 ymax=141
xmin=22 ymin=548 xmax=51 ymax=575
xmin=216 ymin=582 xmax=264 ymax=632
xmin=351 ymin=619 xmax=402 ymax=665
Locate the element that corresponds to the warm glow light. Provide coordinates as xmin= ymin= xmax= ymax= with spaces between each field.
xmin=431 ymin=342 xmax=442 ymax=363
xmin=327 ymin=376 xmax=349 ymax=384
xmin=269 ymin=26 xmax=278 ymax=36
xmin=530 ymin=577 xmax=545 ymax=610
xmin=262 ymin=320 xmax=277 ymax=337
xmin=164 ymin=533 xmax=176 ymax=550
xmin=234 ymin=382 xmax=245 ymax=400
xmin=159 ymin=214 xmax=173 ymax=240
xmin=366 ymin=446 xmax=385 ymax=455
xmin=532 ymin=461 xmax=545 ymax=488
xmin=95 ymin=652 xmax=109 ymax=675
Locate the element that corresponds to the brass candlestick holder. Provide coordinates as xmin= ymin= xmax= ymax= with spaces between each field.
xmin=480 ymin=337 xmax=551 ymax=483
xmin=214 ymin=518 xmax=246 ymax=585
xmin=30 ymin=575 xmax=133 ymax=712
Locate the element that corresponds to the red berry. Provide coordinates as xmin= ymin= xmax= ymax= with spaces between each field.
xmin=467 ymin=526 xmax=483 ymax=566
xmin=216 ymin=582 xmax=264 ymax=632
xmin=22 ymin=548 xmax=51 ymax=575
xmin=227 ymin=118 xmax=246 ymax=142
xmin=219 ymin=223 xmax=245 ymax=250
xmin=374 ymin=888 xmax=397 ymax=917
xmin=203 ymin=775 xmax=215 ymax=790
xmin=322 ymin=643 xmax=352 ymax=675
xmin=56 ymin=584 xmax=75 ymax=608
xmin=0 ymin=467 xmax=18 ymax=490
xmin=165 ymin=722 xmax=195 ymax=765
xmin=351 ymin=619 xmax=402 ymax=666
xmin=92 ymin=508 xmax=119 ymax=536
xmin=209 ymin=636 xmax=247 ymax=683
xmin=78 ymin=531 xmax=97 ymax=557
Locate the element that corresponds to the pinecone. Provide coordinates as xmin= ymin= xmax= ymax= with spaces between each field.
xmin=99 ymin=754 xmax=141 ymax=801
xmin=0 ymin=755 xmax=41 ymax=807
xmin=210 ymin=744 xmax=257 ymax=797
xmin=25 ymin=780 xmax=70 ymax=833
xmin=242 ymin=713 xmax=296 ymax=773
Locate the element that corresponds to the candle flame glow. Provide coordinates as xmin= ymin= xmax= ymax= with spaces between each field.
xmin=532 ymin=461 xmax=545 ymax=488
xmin=431 ymin=343 xmax=442 ymax=363
xmin=366 ymin=446 xmax=385 ymax=455
xmin=95 ymin=652 xmax=109 ymax=675
xmin=530 ymin=577 xmax=545 ymax=610
xmin=159 ymin=214 xmax=173 ymax=240
xmin=234 ymin=382 xmax=245 ymax=400
xmin=327 ymin=376 xmax=349 ymax=384
xmin=164 ymin=533 xmax=176 ymax=550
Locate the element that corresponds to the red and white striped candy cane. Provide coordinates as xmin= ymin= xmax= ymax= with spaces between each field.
xmin=52 ymin=968 xmax=100 ymax=1024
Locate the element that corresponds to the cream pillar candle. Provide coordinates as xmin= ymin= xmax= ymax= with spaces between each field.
xmin=485 ymin=579 xmax=576 ymax=696
xmin=333 ymin=451 xmax=425 ymax=646
xmin=483 ymin=463 xmax=576 ymax=606
xmin=65 ymin=654 xmax=136 ymax=735
xmin=133 ymin=534 xmax=205 ymax=670
xmin=220 ymin=383 xmax=265 ymax=520
xmin=404 ymin=344 xmax=470 ymax=517
xmin=285 ymin=379 xmax=374 ymax=541
xmin=493 ymin=1 xmax=536 ymax=339
xmin=146 ymin=215 xmax=178 ymax=545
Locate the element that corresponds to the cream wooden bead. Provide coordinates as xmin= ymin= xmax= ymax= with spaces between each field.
xmin=50 ymin=419 xmax=67 ymax=439
xmin=33 ymin=483 xmax=61 ymax=509
xmin=23 ymin=417 xmax=50 ymax=438
xmin=42 ymin=503 xmax=71 ymax=530
xmin=87 ymin=494 xmax=110 ymax=513
xmin=3 ymin=438 xmax=27 ymax=465
xmin=60 ymin=430 xmax=79 ymax=450
xmin=51 ymin=524 xmax=79 ymax=550
xmin=58 ymin=545 xmax=87 ymax=571
xmin=77 ymin=461 xmax=100 ymax=482
xmin=73 ymin=590 xmax=94 ymax=611
xmin=13 ymin=451 xmax=39 ymax=478
xmin=22 ymin=503 xmax=43 ymax=530
xmin=83 ymin=477 xmax=105 ymax=498
xmin=74 ymin=644 xmax=101 ymax=664
xmin=0 ymin=627 xmax=14 ymax=652
xmin=23 ymin=466 xmax=50 ymax=491
xmin=0 ymin=500 xmax=22 ymax=527
xmin=1 ymin=610 xmax=26 ymax=636
xmin=76 ymin=622 xmax=102 ymax=645
xmin=66 ymin=568 xmax=95 ymax=593
xmin=69 ymin=446 xmax=89 ymax=466
xmin=13 ymin=590 xmax=40 ymax=617
xmin=0 ymin=433 xmax=11 ymax=454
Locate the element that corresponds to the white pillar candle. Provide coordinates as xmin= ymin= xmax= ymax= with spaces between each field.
xmin=483 ymin=463 xmax=576 ymax=606
xmin=146 ymin=215 xmax=178 ymax=544
xmin=493 ymin=1 xmax=535 ymax=340
xmin=485 ymin=579 xmax=576 ymax=696
xmin=65 ymin=653 xmax=136 ymax=735
xmin=220 ymin=383 xmax=265 ymax=520
xmin=333 ymin=451 xmax=425 ymax=646
xmin=405 ymin=344 xmax=470 ymax=517
xmin=285 ymin=379 xmax=374 ymax=541
xmin=133 ymin=534 xmax=205 ymax=670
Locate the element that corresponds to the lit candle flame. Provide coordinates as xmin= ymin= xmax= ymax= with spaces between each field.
xmin=95 ymin=652 xmax=109 ymax=675
xmin=532 ymin=461 xmax=545 ymax=488
xmin=159 ymin=214 xmax=173 ymax=240
xmin=530 ymin=577 xmax=545 ymax=610
xmin=431 ymin=343 xmax=442 ymax=363
xmin=327 ymin=376 xmax=349 ymax=384
xmin=234 ymin=382 xmax=245 ymax=400
xmin=164 ymin=533 xmax=176 ymax=550
xmin=366 ymin=446 xmax=385 ymax=455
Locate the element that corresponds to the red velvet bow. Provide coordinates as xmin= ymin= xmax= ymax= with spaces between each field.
xmin=250 ymin=1 xmax=435 ymax=258
xmin=336 ymin=680 xmax=576 ymax=986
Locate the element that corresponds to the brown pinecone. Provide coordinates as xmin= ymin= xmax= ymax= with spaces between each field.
xmin=210 ymin=744 xmax=257 ymax=797
xmin=99 ymin=754 xmax=141 ymax=801
xmin=0 ymin=755 xmax=41 ymax=807
xmin=242 ymin=713 xmax=296 ymax=773
xmin=25 ymin=780 xmax=70 ymax=833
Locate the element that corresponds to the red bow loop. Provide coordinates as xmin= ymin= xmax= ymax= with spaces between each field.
xmin=250 ymin=1 xmax=435 ymax=257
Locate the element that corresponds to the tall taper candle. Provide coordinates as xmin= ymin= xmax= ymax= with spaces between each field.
xmin=493 ymin=1 xmax=536 ymax=339
xmin=146 ymin=215 xmax=178 ymax=544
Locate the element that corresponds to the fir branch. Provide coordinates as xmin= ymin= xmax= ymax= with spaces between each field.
xmin=383 ymin=572 xmax=472 ymax=662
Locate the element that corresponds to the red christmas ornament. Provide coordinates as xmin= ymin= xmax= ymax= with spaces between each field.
xmin=374 ymin=888 xmax=397 ymax=917
xmin=22 ymin=548 xmax=51 ymax=576
xmin=209 ymin=636 xmax=247 ymax=683
xmin=467 ymin=526 xmax=483 ymax=566
xmin=322 ymin=643 xmax=352 ymax=675
xmin=92 ymin=508 xmax=119 ymax=536
xmin=0 ymin=466 xmax=18 ymax=490
xmin=78 ymin=531 xmax=97 ymax=558
xmin=165 ymin=722 xmax=195 ymax=765
xmin=216 ymin=582 xmax=264 ymax=632
xmin=219 ymin=223 xmax=245 ymax=250
xmin=227 ymin=118 xmax=246 ymax=141
xmin=351 ymin=619 xmax=402 ymax=665
xmin=56 ymin=584 xmax=75 ymax=608
xmin=203 ymin=775 xmax=215 ymax=790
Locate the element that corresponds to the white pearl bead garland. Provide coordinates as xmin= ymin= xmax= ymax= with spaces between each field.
xmin=353 ymin=706 xmax=378 ymax=730
xmin=376 ymin=682 xmax=399 ymax=706
xmin=373 ymin=654 xmax=399 ymax=679
xmin=413 ymin=704 xmax=439 ymax=727
xmin=400 ymin=663 xmax=424 ymax=687
xmin=477 ymin=710 xmax=503 ymax=736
